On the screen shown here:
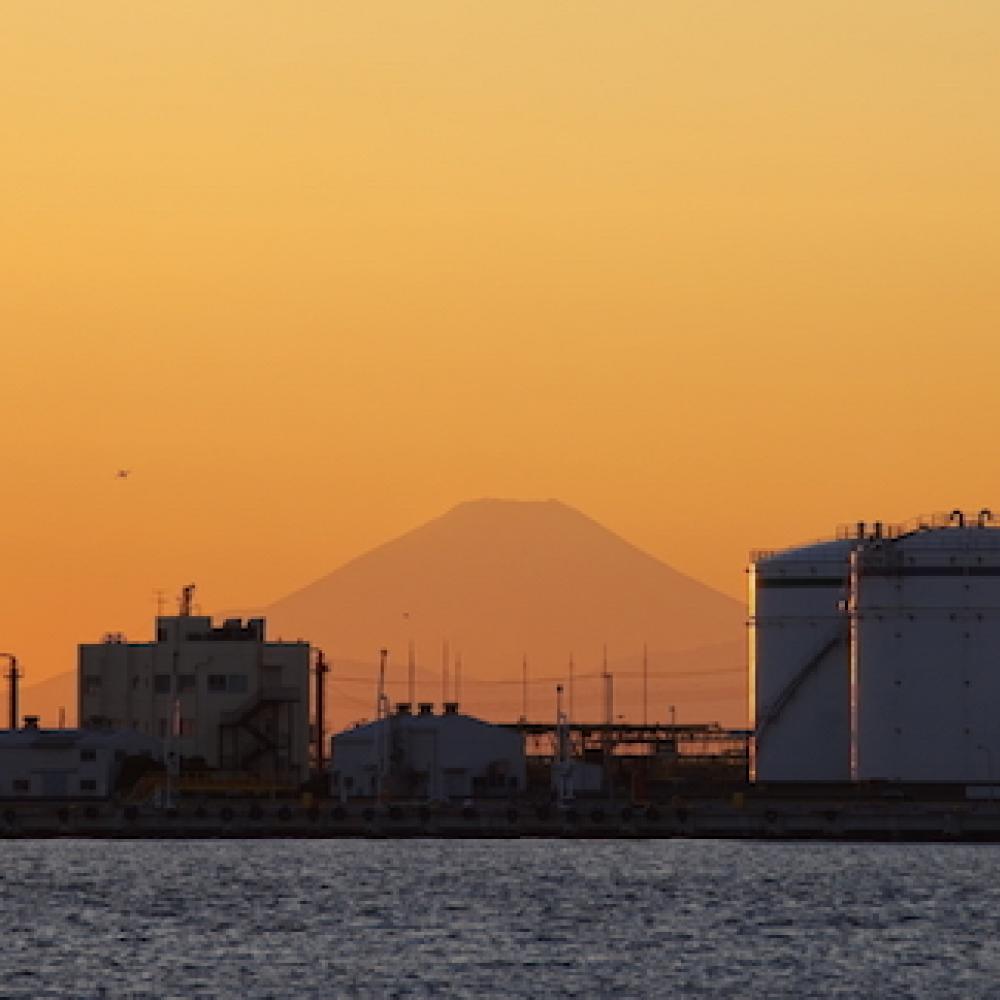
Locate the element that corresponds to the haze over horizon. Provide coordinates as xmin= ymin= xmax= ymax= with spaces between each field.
xmin=4 ymin=3 xmax=1000 ymax=719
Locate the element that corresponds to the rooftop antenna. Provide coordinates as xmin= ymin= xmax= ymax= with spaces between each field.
xmin=441 ymin=639 xmax=450 ymax=707
xmin=455 ymin=650 xmax=462 ymax=708
xmin=154 ymin=589 xmax=166 ymax=616
xmin=2 ymin=654 xmax=20 ymax=730
xmin=407 ymin=638 xmax=416 ymax=707
xmin=377 ymin=648 xmax=389 ymax=720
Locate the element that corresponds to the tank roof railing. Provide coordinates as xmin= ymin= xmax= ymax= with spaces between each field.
xmin=751 ymin=509 xmax=998 ymax=562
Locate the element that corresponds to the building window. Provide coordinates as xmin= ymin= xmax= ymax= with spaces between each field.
xmin=180 ymin=719 xmax=196 ymax=737
xmin=227 ymin=674 xmax=248 ymax=694
xmin=80 ymin=749 xmax=97 ymax=763
xmin=207 ymin=674 xmax=227 ymax=693
xmin=177 ymin=674 xmax=196 ymax=693
xmin=131 ymin=676 xmax=141 ymax=690
xmin=13 ymin=779 xmax=29 ymax=793
xmin=80 ymin=779 xmax=97 ymax=792
xmin=153 ymin=674 xmax=171 ymax=694
xmin=158 ymin=718 xmax=169 ymax=738
xmin=83 ymin=676 xmax=102 ymax=695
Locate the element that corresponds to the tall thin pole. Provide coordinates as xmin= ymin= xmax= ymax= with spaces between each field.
xmin=407 ymin=639 xmax=416 ymax=707
xmin=642 ymin=641 xmax=648 ymax=726
xmin=2 ymin=655 xmax=19 ymax=730
xmin=522 ymin=652 xmax=528 ymax=721
xmin=455 ymin=651 xmax=462 ymax=708
xmin=378 ymin=648 xmax=388 ymax=720
xmin=568 ymin=653 xmax=574 ymax=724
xmin=602 ymin=644 xmax=610 ymax=724
xmin=315 ymin=649 xmax=329 ymax=772
xmin=441 ymin=639 xmax=450 ymax=706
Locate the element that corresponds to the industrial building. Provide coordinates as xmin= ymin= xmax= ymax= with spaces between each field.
xmin=331 ymin=702 xmax=526 ymax=801
xmin=78 ymin=587 xmax=311 ymax=782
xmin=751 ymin=509 xmax=1000 ymax=783
xmin=0 ymin=718 xmax=160 ymax=799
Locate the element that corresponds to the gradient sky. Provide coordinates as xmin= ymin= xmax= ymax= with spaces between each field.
xmin=3 ymin=2 xmax=1000 ymax=690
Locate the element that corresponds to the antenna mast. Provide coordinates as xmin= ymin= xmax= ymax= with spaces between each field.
xmin=2 ymin=655 xmax=20 ymax=730
xmin=441 ymin=639 xmax=450 ymax=706
xmin=377 ymin=648 xmax=388 ymax=720
xmin=407 ymin=639 xmax=416 ymax=707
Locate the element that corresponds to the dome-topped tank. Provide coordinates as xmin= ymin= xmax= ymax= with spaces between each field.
xmin=853 ymin=512 xmax=1000 ymax=781
xmin=751 ymin=535 xmax=858 ymax=781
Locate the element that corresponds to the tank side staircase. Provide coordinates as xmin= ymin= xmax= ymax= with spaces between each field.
xmin=755 ymin=632 xmax=844 ymax=748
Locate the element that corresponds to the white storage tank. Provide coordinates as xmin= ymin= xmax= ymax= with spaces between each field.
xmin=853 ymin=511 xmax=1000 ymax=781
xmin=751 ymin=535 xmax=858 ymax=781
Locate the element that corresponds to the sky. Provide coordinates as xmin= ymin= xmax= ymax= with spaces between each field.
xmin=2 ymin=2 xmax=1000 ymax=692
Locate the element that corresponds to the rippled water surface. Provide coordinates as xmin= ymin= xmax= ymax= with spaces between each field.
xmin=2 ymin=839 xmax=999 ymax=998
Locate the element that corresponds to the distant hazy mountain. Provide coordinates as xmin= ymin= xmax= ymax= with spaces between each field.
xmin=264 ymin=499 xmax=747 ymax=726
xmin=20 ymin=500 xmax=747 ymax=730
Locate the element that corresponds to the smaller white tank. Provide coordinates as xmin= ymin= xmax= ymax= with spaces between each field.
xmin=752 ymin=536 xmax=857 ymax=781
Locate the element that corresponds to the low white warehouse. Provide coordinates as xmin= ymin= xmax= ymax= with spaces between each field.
xmin=752 ymin=510 xmax=1000 ymax=783
xmin=0 ymin=720 xmax=161 ymax=799
xmin=330 ymin=703 xmax=526 ymax=801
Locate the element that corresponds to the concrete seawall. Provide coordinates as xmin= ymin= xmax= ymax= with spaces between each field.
xmin=5 ymin=799 xmax=1000 ymax=841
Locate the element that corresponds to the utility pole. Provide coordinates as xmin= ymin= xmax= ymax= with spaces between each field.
xmin=602 ymin=644 xmax=614 ymax=799
xmin=314 ymin=649 xmax=329 ymax=773
xmin=522 ymin=653 xmax=528 ymax=721
xmin=642 ymin=641 xmax=648 ymax=727
xmin=2 ymin=654 xmax=20 ymax=730
xmin=568 ymin=653 xmax=574 ymax=724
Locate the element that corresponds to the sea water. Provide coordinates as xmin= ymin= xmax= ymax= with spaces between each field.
xmin=1 ymin=839 xmax=998 ymax=998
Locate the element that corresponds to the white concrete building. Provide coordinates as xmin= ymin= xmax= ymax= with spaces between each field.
xmin=330 ymin=703 xmax=526 ymax=800
xmin=751 ymin=511 xmax=1000 ymax=783
xmin=0 ymin=720 xmax=160 ymax=799
xmin=79 ymin=593 xmax=311 ymax=781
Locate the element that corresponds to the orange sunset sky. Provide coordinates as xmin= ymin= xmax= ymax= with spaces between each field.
xmin=2 ymin=3 xmax=999 ymax=708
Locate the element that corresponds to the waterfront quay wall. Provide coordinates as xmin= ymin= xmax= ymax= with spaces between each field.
xmin=5 ymin=796 xmax=1000 ymax=841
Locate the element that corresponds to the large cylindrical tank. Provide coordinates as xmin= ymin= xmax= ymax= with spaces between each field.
xmin=751 ymin=537 xmax=856 ymax=781
xmin=854 ymin=519 xmax=1000 ymax=781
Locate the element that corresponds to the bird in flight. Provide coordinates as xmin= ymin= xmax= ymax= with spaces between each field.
xmin=115 ymin=469 xmax=131 ymax=479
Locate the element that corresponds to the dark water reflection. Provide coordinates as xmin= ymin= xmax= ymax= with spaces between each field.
xmin=1 ymin=839 xmax=998 ymax=998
